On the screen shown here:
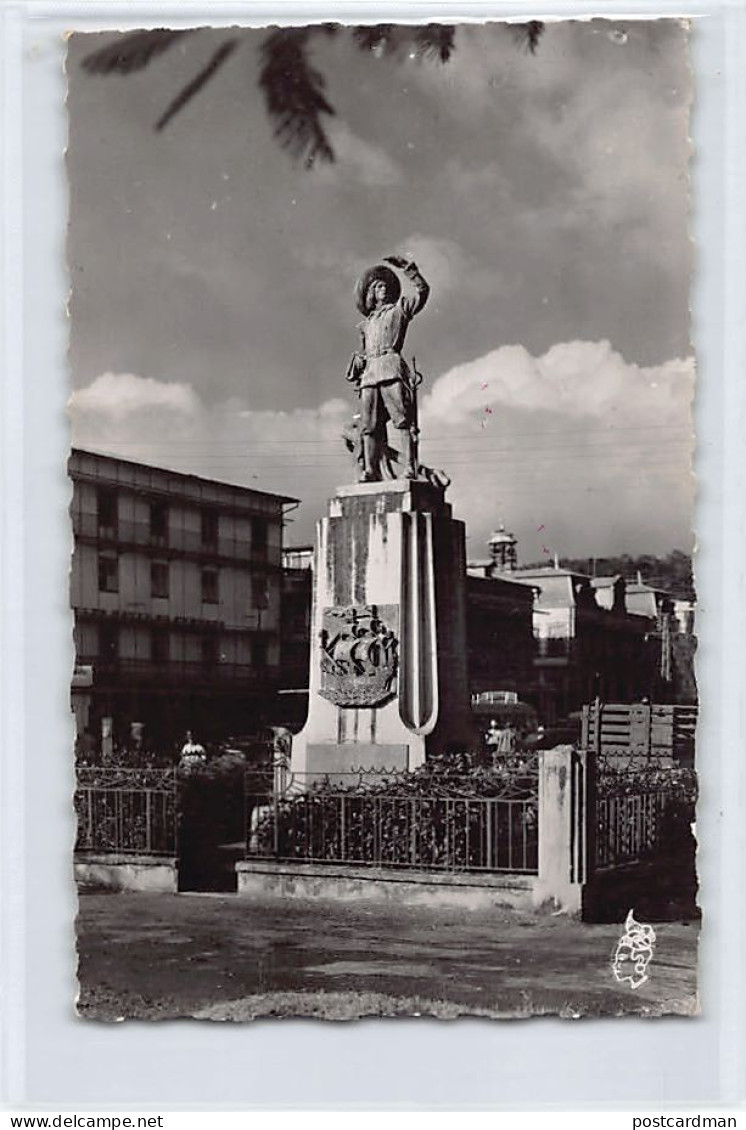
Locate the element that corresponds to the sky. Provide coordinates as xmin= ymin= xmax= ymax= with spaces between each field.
xmin=67 ymin=20 xmax=695 ymax=561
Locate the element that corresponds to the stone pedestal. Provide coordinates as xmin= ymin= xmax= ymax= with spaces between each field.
xmin=291 ymin=479 xmax=473 ymax=778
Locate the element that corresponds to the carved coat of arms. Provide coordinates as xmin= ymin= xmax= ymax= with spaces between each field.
xmin=319 ymin=604 xmax=398 ymax=707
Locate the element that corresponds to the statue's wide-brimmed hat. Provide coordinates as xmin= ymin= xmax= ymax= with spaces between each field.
xmin=355 ymin=264 xmax=401 ymax=315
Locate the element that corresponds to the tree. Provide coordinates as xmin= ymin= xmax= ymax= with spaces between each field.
xmin=80 ymin=22 xmax=544 ymax=168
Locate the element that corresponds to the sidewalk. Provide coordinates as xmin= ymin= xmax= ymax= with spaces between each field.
xmin=76 ymin=890 xmax=699 ymax=1021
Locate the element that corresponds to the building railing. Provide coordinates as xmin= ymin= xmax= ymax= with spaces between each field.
xmin=536 ymin=637 xmax=572 ymax=658
xmin=76 ymin=657 xmax=275 ymax=687
xmin=74 ymin=767 xmax=178 ymax=856
xmin=245 ymin=767 xmax=539 ymax=874
xmin=71 ymin=513 xmax=276 ymax=566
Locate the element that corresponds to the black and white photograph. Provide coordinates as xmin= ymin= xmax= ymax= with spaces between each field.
xmin=66 ymin=19 xmax=699 ymax=1022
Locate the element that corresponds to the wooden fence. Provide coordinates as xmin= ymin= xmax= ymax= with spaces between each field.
xmin=581 ymin=701 xmax=697 ymax=764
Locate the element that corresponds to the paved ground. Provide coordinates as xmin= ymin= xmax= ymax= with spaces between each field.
xmin=76 ymin=890 xmax=699 ymax=1021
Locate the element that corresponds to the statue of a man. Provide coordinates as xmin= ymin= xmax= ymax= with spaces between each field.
xmin=346 ymin=255 xmax=430 ymax=482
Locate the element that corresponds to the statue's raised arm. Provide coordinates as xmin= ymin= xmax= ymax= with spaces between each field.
xmin=382 ymin=255 xmax=430 ymax=318
xmin=346 ymin=257 xmax=431 ymax=483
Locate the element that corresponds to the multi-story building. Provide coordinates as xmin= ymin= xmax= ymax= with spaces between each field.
xmin=69 ymin=448 xmax=297 ymax=752
xmin=468 ymin=527 xmax=660 ymax=723
xmin=624 ymin=574 xmax=697 ymax=703
xmin=507 ymin=565 xmax=656 ymax=720
xmin=465 ymin=575 xmax=535 ymax=700
xmin=278 ymin=545 xmax=314 ymax=729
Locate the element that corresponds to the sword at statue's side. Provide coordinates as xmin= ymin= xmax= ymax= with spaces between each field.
xmin=409 ymin=356 xmax=423 ymax=479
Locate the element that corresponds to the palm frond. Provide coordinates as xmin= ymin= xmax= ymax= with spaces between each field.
xmin=351 ymin=25 xmax=397 ymax=55
xmin=156 ymin=39 xmax=238 ymax=131
xmin=412 ymin=25 xmax=456 ymax=63
xmin=510 ymin=21 xmax=545 ymax=55
xmin=259 ymin=29 xmax=336 ymax=168
xmin=352 ymin=24 xmax=454 ymax=62
xmin=81 ymin=29 xmax=192 ymax=75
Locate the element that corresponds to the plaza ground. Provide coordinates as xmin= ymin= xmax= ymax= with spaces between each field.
xmin=76 ymin=889 xmax=699 ymax=1021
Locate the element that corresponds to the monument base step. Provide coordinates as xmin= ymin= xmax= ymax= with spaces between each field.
xmin=235 ymin=859 xmax=537 ymax=911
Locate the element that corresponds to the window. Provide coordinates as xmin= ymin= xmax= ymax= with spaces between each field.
xmin=151 ymin=561 xmax=170 ymax=599
xmin=151 ymin=627 xmax=170 ymax=665
xmin=201 ymin=635 xmax=219 ymax=666
xmin=201 ymin=567 xmax=219 ymax=604
xmin=99 ymin=622 xmax=118 ymax=662
xmin=252 ymin=637 xmax=268 ymax=669
xmin=150 ymin=501 xmax=169 ymax=543
xmin=97 ymin=488 xmax=118 ymax=535
xmin=98 ymin=552 xmax=119 ymax=593
xmin=252 ymin=574 xmax=269 ymax=610
xmin=252 ymin=518 xmax=268 ymax=558
xmin=201 ymin=508 xmax=219 ymax=548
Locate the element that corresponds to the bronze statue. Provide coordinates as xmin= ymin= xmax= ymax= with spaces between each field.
xmin=346 ymin=255 xmax=430 ymax=482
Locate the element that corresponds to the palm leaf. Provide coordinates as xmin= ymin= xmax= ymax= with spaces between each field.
xmin=156 ymin=39 xmax=238 ymax=131
xmin=351 ymin=24 xmax=455 ymax=62
xmin=511 ymin=21 xmax=545 ymax=55
xmin=79 ymin=22 xmax=540 ymax=165
xmin=412 ymin=25 xmax=456 ymax=62
xmin=259 ymin=28 xmax=337 ymax=168
xmin=81 ymin=29 xmax=192 ymax=75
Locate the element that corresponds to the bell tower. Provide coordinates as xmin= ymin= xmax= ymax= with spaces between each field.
xmin=487 ymin=523 xmax=518 ymax=573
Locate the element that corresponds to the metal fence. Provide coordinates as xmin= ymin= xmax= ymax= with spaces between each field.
xmin=594 ymin=791 xmax=668 ymax=869
xmin=75 ymin=767 xmax=178 ymax=856
xmin=245 ymin=767 xmax=539 ymax=874
xmin=592 ymin=755 xmax=697 ymax=869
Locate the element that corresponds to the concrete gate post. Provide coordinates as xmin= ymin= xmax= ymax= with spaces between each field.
xmin=534 ymin=745 xmax=595 ymax=916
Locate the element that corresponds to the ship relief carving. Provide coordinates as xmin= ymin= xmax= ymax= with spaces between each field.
xmin=319 ymin=604 xmax=398 ymax=707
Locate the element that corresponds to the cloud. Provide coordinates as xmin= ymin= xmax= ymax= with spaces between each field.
xmin=422 ymin=340 xmax=694 ymax=425
xmin=392 ymin=235 xmax=475 ymax=297
xmin=69 ymin=371 xmax=357 ymax=523
xmin=69 ymin=371 xmax=200 ymax=420
xmin=419 ymin=340 xmax=694 ymax=559
xmin=316 ymin=122 xmax=403 ymax=186
xmin=69 ymin=346 xmax=694 ymax=558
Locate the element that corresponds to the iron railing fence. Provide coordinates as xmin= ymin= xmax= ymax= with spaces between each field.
xmin=244 ymin=766 xmax=539 ymax=874
xmin=75 ymin=767 xmax=178 ymax=856
xmin=595 ymin=791 xmax=668 ymax=869
xmin=593 ymin=755 xmax=696 ymax=870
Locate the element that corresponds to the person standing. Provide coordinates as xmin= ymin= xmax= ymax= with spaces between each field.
xmin=179 ymin=730 xmax=206 ymax=767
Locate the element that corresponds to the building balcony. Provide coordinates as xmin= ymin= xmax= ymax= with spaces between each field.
xmin=76 ymin=656 xmax=277 ymax=689
xmin=73 ymin=606 xmax=276 ymax=634
xmin=71 ymin=513 xmax=278 ymax=569
xmin=536 ymin=637 xmax=573 ymax=659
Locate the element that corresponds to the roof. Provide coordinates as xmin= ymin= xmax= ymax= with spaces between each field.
xmin=625 ymin=580 xmax=672 ymax=598
xmin=466 ymin=573 xmax=535 ymax=601
xmin=590 ymin=575 xmax=622 ymax=589
xmin=69 ymin=447 xmax=298 ymax=506
xmin=511 ymin=566 xmax=591 ymax=580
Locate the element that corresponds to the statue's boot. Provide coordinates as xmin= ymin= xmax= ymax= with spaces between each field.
xmin=361 ymin=434 xmax=379 ymax=482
